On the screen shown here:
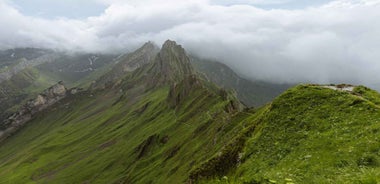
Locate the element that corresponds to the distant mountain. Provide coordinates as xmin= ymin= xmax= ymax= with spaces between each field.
xmin=0 ymin=48 xmax=52 ymax=69
xmin=0 ymin=41 xmax=379 ymax=184
xmin=191 ymin=58 xmax=292 ymax=107
xmin=0 ymin=48 xmax=116 ymax=120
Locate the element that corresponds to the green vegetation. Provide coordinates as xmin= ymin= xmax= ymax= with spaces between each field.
xmin=0 ymin=79 xmax=248 ymax=183
xmin=197 ymin=85 xmax=380 ymax=184
xmin=3 ymin=77 xmax=380 ymax=183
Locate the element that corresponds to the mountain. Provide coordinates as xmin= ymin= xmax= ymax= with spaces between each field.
xmin=191 ymin=58 xmax=291 ymax=107
xmin=0 ymin=44 xmax=289 ymax=121
xmin=0 ymin=49 xmax=116 ymax=120
xmin=0 ymin=40 xmax=244 ymax=183
xmin=0 ymin=48 xmax=52 ymax=69
xmin=0 ymin=41 xmax=380 ymax=184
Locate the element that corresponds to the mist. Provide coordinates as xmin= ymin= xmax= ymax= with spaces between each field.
xmin=1 ymin=0 xmax=380 ymax=88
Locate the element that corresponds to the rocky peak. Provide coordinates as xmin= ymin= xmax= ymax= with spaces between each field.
xmin=151 ymin=40 xmax=195 ymax=84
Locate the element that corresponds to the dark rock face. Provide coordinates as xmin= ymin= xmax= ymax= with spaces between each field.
xmin=0 ymin=82 xmax=68 ymax=142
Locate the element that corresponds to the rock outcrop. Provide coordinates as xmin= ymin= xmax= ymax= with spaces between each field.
xmin=0 ymin=81 xmax=68 ymax=143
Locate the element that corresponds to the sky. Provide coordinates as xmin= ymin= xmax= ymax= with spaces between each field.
xmin=1 ymin=0 xmax=380 ymax=88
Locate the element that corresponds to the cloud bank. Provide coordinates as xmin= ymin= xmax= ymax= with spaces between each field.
xmin=1 ymin=0 xmax=380 ymax=87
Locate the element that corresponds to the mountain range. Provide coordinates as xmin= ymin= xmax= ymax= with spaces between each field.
xmin=0 ymin=40 xmax=379 ymax=183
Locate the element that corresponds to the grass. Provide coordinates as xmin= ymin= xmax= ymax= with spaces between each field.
xmin=2 ymin=81 xmax=380 ymax=183
xmin=198 ymin=85 xmax=380 ymax=184
xmin=0 ymin=75 xmax=249 ymax=183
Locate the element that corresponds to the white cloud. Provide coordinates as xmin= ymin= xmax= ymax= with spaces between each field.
xmin=1 ymin=0 xmax=380 ymax=88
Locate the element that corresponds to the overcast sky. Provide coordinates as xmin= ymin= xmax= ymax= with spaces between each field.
xmin=1 ymin=0 xmax=380 ymax=88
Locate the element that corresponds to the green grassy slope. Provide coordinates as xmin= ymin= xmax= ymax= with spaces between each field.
xmin=199 ymin=85 xmax=380 ymax=184
xmin=0 ymin=80 xmax=249 ymax=183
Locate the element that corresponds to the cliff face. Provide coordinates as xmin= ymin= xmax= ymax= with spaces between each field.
xmin=0 ymin=81 xmax=68 ymax=142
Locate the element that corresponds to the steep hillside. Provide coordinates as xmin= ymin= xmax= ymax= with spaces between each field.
xmin=0 ymin=40 xmax=246 ymax=183
xmin=191 ymin=58 xmax=291 ymax=107
xmin=195 ymin=84 xmax=380 ymax=184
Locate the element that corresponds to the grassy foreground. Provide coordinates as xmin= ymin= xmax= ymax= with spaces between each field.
xmin=200 ymin=85 xmax=380 ymax=184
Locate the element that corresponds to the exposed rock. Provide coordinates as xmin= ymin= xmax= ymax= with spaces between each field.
xmin=0 ymin=81 xmax=68 ymax=143
xmin=69 ymin=87 xmax=83 ymax=95
xmin=150 ymin=40 xmax=195 ymax=84
xmin=91 ymin=41 xmax=159 ymax=90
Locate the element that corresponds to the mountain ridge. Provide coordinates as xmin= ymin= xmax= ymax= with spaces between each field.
xmin=0 ymin=40 xmax=249 ymax=183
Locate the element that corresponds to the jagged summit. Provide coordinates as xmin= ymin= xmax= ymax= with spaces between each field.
xmin=94 ymin=40 xmax=197 ymax=90
xmin=149 ymin=40 xmax=195 ymax=84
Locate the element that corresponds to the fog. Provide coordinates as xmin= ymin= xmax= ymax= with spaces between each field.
xmin=1 ymin=0 xmax=380 ymax=88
